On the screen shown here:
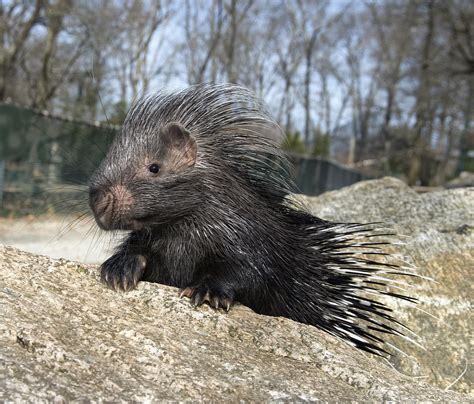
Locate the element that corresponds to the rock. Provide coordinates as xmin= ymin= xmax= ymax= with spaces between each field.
xmin=300 ymin=176 xmax=473 ymax=396
xmin=1 ymin=176 xmax=472 ymax=400
xmin=446 ymin=171 xmax=474 ymax=188
xmin=0 ymin=245 xmax=469 ymax=401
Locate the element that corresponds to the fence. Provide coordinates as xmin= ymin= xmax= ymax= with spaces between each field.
xmin=0 ymin=103 xmax=370 ymax=214
xmin=0 ymin=160 xmax=4 ymax=205
xmin=289 ymin=154 xmax=370 ymax=195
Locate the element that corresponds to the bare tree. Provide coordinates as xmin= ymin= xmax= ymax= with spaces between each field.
xmin=368 ymin=0 xmax=417 ymax=173
xmin=272 ymin=3 xmax=302 ymax=133
xmin=1 ymin=0 xmax=471 ymax=186
xmin=406 ymin=0 xmax=434 ymax=184
xmin=0 ymin=0 xmax=43 ymax=100
xmin=338 ymin=10 xmax=381 ymax=162
xmin=183 ymin=0 xmax=224 ymax=84
xmin=441 ymin=0 xmax=474 ymax=176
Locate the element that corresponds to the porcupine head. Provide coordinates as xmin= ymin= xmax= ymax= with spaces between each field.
xmin=89 ymin=84 xmax=282 ymax=233
xmin=88 ymin=84 xmax=289 ymax=300
xmin=89 ymin=84 xmax=417 ymax=356
xmin=89 ymin=118 xmax=204 ymax=233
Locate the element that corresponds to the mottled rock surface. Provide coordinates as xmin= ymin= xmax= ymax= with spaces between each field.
xmin=1 ymin=177 xmax=472 ymax=400
xmin=300 ymin=177 xmax=473 ymax=395
xmin=446 ymin=171 xmax=474 ymax=188
xmin=0 ymin=245 xmax=469 ymax=401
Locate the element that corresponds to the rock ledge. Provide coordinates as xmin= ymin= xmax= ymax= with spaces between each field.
xmin=0 ymin=243 xmax=469 ymax=401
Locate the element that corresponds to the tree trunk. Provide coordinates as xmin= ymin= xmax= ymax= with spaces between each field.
xmin=408 ymin=0 xmax=435 ymax=185
xmin=226 ymin=0 xmax=238 ymax=83
xmin=456 ymin=75 xmax=473 ymax=174
xmin=0 ymin=0 xmax=43 ymax=101
xmin=303 ymin=30 xmax=317 ymax=147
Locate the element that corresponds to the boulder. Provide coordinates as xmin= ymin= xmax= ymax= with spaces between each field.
xmin=300 ymin=177 xmax=473 ymax=395
xmin=0 ymin=245 xmax=469 ymax=401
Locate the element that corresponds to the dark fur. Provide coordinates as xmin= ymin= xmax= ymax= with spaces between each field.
xmin=89 ymin=84 xmax=415 ymax=355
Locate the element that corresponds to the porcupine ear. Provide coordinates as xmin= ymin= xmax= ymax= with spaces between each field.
xmin=160 ymin=122 xmax=197 ymax=169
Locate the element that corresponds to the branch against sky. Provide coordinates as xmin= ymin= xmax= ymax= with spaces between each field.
xmin=0 ymin=0 xmax=470 ymax=185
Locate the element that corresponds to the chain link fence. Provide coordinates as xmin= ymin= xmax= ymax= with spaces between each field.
xmin=0 ymin=103 xmax=370 ymax=215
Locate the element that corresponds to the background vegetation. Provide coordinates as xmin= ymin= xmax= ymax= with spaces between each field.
xmin=1 ymin=0 xmax=472 ymax=185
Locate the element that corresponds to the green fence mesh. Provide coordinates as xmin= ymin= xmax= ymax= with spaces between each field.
xmin=0 ymin=103 xmax=117 ymax=188
xmin=0 ymin=102 xmax=370 ymax=215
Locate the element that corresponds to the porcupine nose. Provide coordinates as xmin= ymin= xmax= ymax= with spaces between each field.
xmin=89 ymin=185 xmax=133 ymax=230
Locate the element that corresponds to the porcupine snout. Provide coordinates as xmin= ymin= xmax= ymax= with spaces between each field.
xmin=89 ymin=184 xmax=134 ymax=230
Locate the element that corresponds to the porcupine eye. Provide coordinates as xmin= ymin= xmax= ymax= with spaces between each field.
xmin=148 ymin=163 xmax=160 ymax=174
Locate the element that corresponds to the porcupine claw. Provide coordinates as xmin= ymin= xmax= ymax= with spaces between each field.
xmin=100 ymin=253 xmax=147 ymax=292
xmin=179 ymin=285 xmax=234 ymax=311
xmin=179 ymin=287 xmax=193 ymax=298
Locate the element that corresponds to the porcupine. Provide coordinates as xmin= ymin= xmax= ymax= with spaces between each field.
xmin=89 ymin=83 xmax=416 ymax=356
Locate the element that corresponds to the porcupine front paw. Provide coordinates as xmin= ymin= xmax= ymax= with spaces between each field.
xmin=180 ymin=283 xmax=235 ymax=311
xmin=100 ymin=253 xmax=147 ymax=291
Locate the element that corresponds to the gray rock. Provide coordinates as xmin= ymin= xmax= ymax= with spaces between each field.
xmin=300 ymin=176 xmax=473 ymax=396
xmin=0 ymin=244 xmax=468 ymax=401
xmin=446 ymin=171 xmax=474 ymax=188
xmin=1 ymin=176 xmax=472 ymax=400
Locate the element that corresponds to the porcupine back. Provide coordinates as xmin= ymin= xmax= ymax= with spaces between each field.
xmin=123 ymin=84 xmax=418 ymax=356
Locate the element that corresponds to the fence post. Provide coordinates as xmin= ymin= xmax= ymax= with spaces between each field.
xmin=0 ymin=160 xmax=4 ymax=207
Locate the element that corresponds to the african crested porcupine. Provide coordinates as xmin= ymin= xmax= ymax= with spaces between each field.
xmin=89 ymin=83 xmax=417 ymax=355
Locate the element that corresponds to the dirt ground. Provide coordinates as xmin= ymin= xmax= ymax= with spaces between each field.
xmin=0 ymin=215 xmax=124 ymax=264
